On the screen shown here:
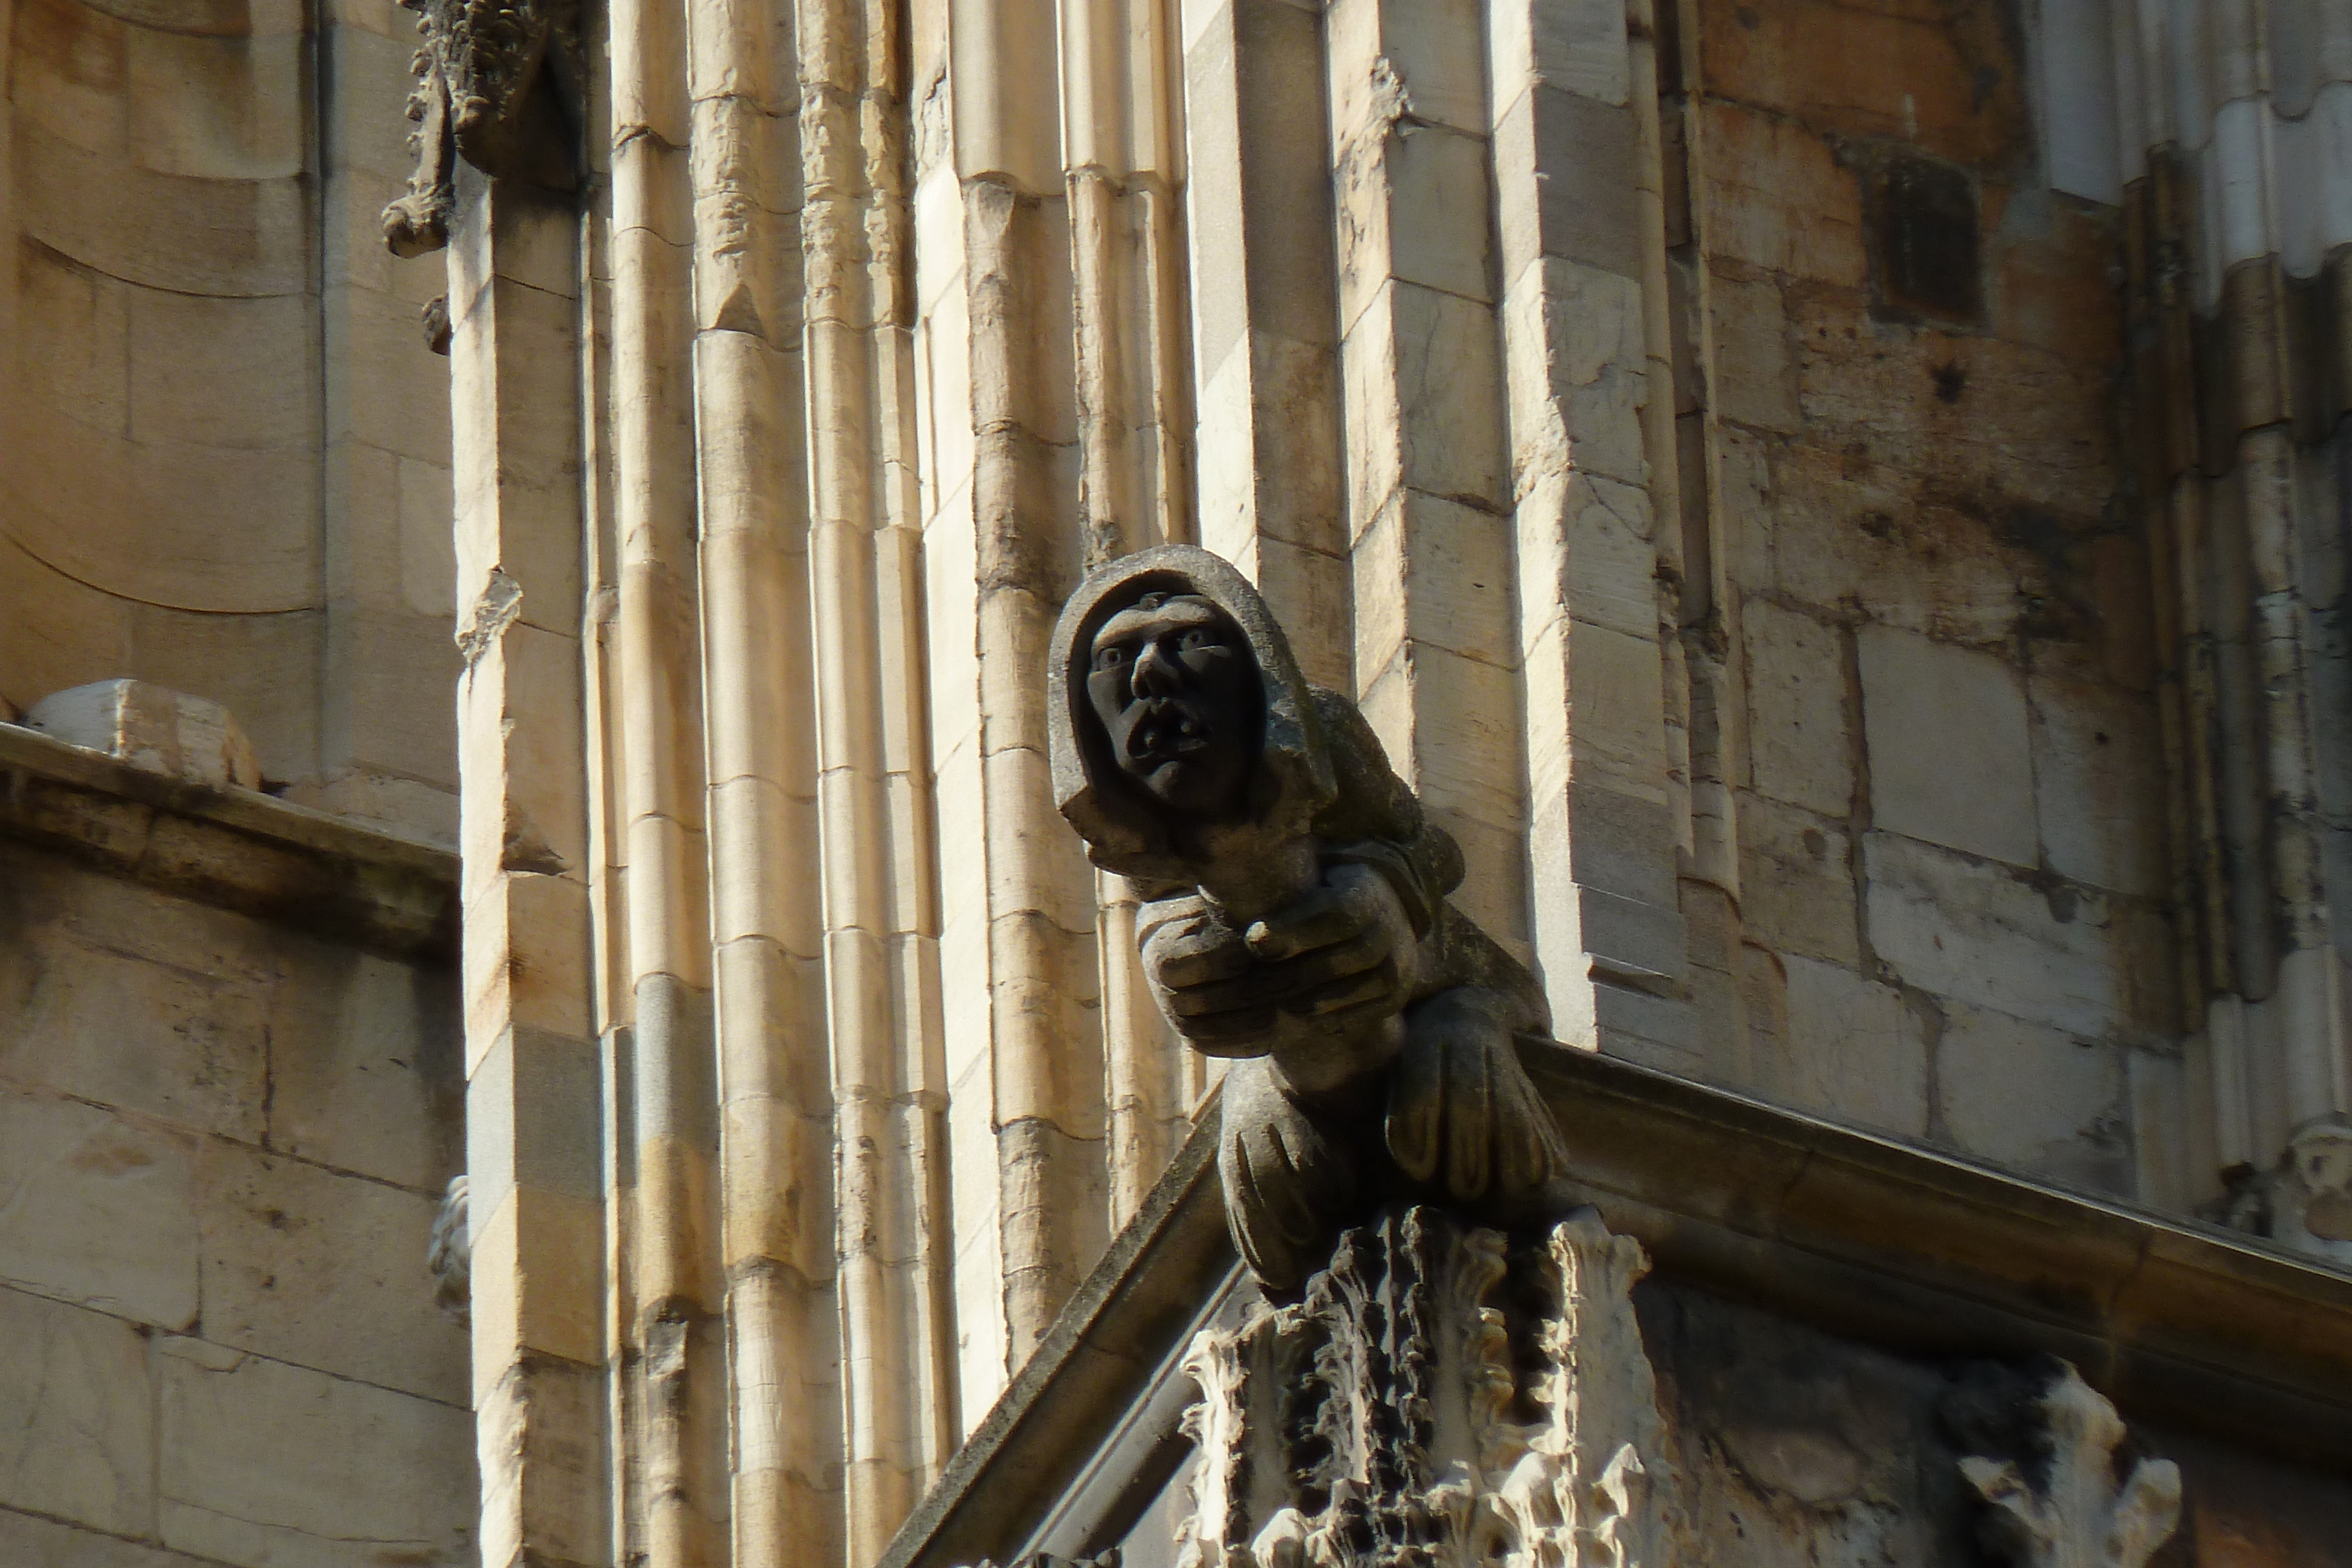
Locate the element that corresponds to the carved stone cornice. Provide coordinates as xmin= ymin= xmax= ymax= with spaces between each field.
xmin=881 ymin=1044 xmax=2352 ymax=1568
xmin=0 ymin=721 xmax=458 ymax=959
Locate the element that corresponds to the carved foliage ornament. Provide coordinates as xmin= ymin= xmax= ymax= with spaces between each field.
xmin=383 ymin=0 xmax=581 ymax=259
xmin=1954 ymin=1363 xmax=2181 ymax=1568
xmin=1174 ymin=1205 xmax=1676 ymax=1568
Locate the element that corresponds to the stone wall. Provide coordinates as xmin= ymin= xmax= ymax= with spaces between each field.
xmin=0 ymin=0 xmax=462 ymax=842
xmin=0 ymin=835 xmax=473 ymax=1568
xmin=1673 ymin=0 xmax=2176 ymax=1201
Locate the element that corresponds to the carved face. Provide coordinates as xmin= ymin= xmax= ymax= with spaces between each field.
xmin=1086 ymin=593 xmax=1259 ymax=822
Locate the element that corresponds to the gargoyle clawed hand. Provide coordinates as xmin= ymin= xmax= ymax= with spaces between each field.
xmin=1050 ymin=547 xmax=1570 ymax=1292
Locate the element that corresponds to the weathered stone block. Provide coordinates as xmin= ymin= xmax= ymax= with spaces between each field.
xmin=0 ymin=538 xmax=134 ymax=723
xmin=126 ymin=24 xmax=303 ymax=180
xmin=1766 ymin=441 xmax=2026 ymax=647
xmin=1502 ymin=255 xmax=1649 ymax=491
xmin=1358 ymin=637 xmax=1526 ymax=843
xmin=156 ymin=1338 xmax=475 ymax=1568
xmin=1514 ymin=470 xmax=1656 ymax=641
xmin=0 ymin=922 xmax=269 ymax=1141
xmin=979 ymin=747 xmax=1101 ymax=942
xmin=1736 ymin=790 xmax=1862 ymax=968
xmin=1709 ymin=267 xmax=1801 ymax=434
xmin=1351 ymin=490 xmax=1517 ymax=673
xmin=26 ymin=679 xmax=263 ymax=790
xmin=1248 ymin=532 xmax=1355 ymax=692
xmin=468 ymin=1183 xmax=604 ymax=1403
xmin=197 ymin=1142 xmax=469 ymax=1405
xmin=267 ymin=938 xmax=460 ymax=1191
xmin=456 ymin=617 xmax=587 ymax=890
xmin=0 ymin=1091 xmax=199 ymax=1330
xmin=322 ymin=24 xmax=429 ymax=180
xmin=15 ymin=118 xmax=310 ymax=296
xmin=981 ymin=911 xmax=1108 ymax=1134
xmin=1492 ymin=85 xmax=1640 ymax=283
xmin=1863 ymin=831 xmax=2159 ymax=1040
xmin=126 ymin=599 xmax=325 ymax=781
xmin=1334 ymin=122 xmax=1494 ymax=336
xmin=11 ymin=233 xmax=131 ymax=435
xmin=324 ymin=600 xmax=462 ymax=791
xmin=2029 ymin=672 xmax=2166 ymax=898
xmin=1344 ymin=280 xmax=1509 ymax=520
xmin=466 ymin=1023 xmax=602 ymax=1223
xmin=1524 ymin=616 xmax=1671 ymax=805
xmin=1859 ymin=623 xmax=2036 ymax=867
xmin=0 ymin=1288 xmax=155 ymax=1536
xmin=0 ymin=1509 xmax=215 ymax=1567
xmin=1767 ymin=953 xmax=1929 ymax=1136
xmin=3 ymin=840 xmax=282 ymax=983
xmin=1699 ymin=0 xmax=2027 ymax=169
xmin=475 ymin=1353 xmax=605 ymax=1568
xmin=1529 ymin=777 xmax=1679 ymax=909
xmin=1697 ymin=102 xmax=1867 ymax=288
xmin=1325 ymin=0 xmax=1486 ymax=139
xmin=1937 ymin=1002 xmax=2127 ymax=1193
xmin=1744 ymin=599 xmax=1853 ymax=816
xmin=462 ymin=867 xmax=596 ymax=1062
xmin=6 ymin=0 xmax=129 ymax=156
xmin=1486 ymin=0 xmax=1628 ymax=107
xmin=717 ymin=1082 xmax=831 ymax=1279
xmin=1789 ymin=295 xmax=2110 ymax=523
xmin=343 ymin=280 xmax=457 ymax=464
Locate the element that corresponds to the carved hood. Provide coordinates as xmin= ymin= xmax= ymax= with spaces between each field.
xmin=1047 ymin=545 xmax=1337 ymax=911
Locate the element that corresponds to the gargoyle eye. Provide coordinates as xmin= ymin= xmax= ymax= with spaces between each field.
xmin=1180 ymin=628 xmax=1211 ymax=653
xmin=1095 ymin=645 xmax=1128 ymax=670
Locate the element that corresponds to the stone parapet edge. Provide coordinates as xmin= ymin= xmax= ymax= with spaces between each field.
xmin=884 ymin=1040 xmax=2352 ymax=1568
xmin=0 ymin=721 xmax=459 ymax=960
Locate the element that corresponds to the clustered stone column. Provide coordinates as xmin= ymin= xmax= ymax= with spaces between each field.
xmin=2114 ymin=0 xmax=2352 ymax=1246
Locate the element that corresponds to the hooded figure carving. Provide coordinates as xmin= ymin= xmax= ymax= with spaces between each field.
xmin=1050 ymin=546 xmax=1570 ymax=1290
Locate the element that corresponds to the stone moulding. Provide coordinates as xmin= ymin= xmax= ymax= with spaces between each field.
xmin=0 ymin=721 xmax=458 ymax=959
xmin=880 ymin=1042 xmax=2352 ymax=1568
xmin=1172 ymin=1206 xmax=1674 ymax=1568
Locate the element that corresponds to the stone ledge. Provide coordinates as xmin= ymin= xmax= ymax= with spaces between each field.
xmin=884 ymin=1039 xmax=2352 ymax=1568
xmin=0 ymin=723 xmax=459 ymax=961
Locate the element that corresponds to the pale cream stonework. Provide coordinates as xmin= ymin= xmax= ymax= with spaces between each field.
xmin=6 ymin=0 xmax=2352 ymax=1563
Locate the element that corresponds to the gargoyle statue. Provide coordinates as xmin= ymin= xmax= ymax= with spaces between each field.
xmin=1049 ymin=546 xmax=1571 ymax=1291
xmin=382 ymin=0 xmax=582 ymax=259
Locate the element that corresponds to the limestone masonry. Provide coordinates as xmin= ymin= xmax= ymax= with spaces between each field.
xmin=4 ymin=0 xmax=2352 ymax=1562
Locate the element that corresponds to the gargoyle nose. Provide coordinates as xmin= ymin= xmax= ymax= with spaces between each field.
xmin=1132 ymin=640 xmax=1181 ymax=696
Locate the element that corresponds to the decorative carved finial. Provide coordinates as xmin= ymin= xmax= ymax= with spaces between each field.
xmin=1049 ymin=547 xmax=1569 ymax=1291
xmin=1171 ymin=1206 xmax=1676 ymax=1568
xmin=383 ymin=0 xmax=583 ymax=258
xmin=1952 ymin=1362 xmax=2181 ymax=1568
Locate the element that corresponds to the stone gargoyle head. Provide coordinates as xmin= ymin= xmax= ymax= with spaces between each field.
xmin=1049 ymin=546 xmax=1341 ymax=925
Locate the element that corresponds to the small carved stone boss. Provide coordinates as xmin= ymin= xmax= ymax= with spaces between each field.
xmin=1050 ymin=546 xmax=1569 ymax=1290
